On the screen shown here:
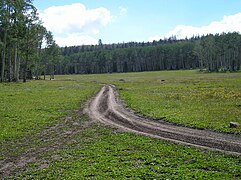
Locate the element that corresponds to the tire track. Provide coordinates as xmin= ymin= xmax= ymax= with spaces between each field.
xmin=86 ymin=84 xmax=241 ymax=155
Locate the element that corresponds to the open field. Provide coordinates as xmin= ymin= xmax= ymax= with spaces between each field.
xmin=0 ymin=80 xmax=100 ymax=142
xmin=116 ymin=70 xmax=241 ymax=134
xmin=87 ymin=84 xmax=241 ymax=155
xmin=1 ymin=70 xmax=241 ymax=179
xmin=58 ymin=70 xmax=241 ymax=134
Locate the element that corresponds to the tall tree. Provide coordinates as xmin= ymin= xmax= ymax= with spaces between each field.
xmin=0 ymin=0 xmax=57 ymax=82
xmin=0 ymin=0 xmax=10 ymax=82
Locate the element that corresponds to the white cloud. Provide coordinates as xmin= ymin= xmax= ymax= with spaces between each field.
xmin=55 ymin=34 xmax=98 ymax=46
xmin=149 ymin=12 xmax=241 ymax=41
xmin=119 ymin=6 xmax=127 ymax=16
xmin=39 ymin=3 xmax=112 ymax=46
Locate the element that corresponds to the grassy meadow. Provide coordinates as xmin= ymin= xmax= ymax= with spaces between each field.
xmin=1 ymin=70 xmax=241 ymax=179
xmin=116 ymin=71 xmax=241 ymax=134
xmin=0 ymin=80 xmax=100 ymax=142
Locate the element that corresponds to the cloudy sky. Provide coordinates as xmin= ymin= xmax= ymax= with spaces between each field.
xmin=34 ymin=0 xmax=241 ymax=47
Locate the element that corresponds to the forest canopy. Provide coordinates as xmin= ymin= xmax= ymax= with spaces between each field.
xmin=59 ymin=33 xmax=241 ymax=75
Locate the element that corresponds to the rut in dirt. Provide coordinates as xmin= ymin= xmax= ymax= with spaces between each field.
xmin=87 ymin=84 xmax=241 ymax=156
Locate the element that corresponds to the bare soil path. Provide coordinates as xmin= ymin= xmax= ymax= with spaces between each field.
xmin=87 ymin=84 xmax=241 ymax=156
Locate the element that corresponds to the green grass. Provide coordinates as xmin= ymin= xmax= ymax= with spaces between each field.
xmin=11 ymin=123 xmax=241 ymax=180
xmin=0 ymin=80 xmax=99 ymax=142
xmin=1 ymin=70 xmax=241 ymax=179
xmin=114 ymin=70 xmax=241 ymax=133
xmin=57 ymin=70 xmax=241 ymax=133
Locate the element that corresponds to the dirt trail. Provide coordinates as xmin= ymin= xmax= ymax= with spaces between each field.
xmin=87 ymin=84 xmax=241 ymax=155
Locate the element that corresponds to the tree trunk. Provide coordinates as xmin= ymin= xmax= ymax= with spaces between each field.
xmin=13 ymin=42 xmax=19 ymax=81
xmin=23 ymin=44 xmax=29 ymax=83
xmin=16 ymin=57 xmax=20 ymax=81
xmin=23 ymin=59 xmax=28 ymax=83
xmin=1 ymin=30 xmax=7 ymax=82
xmin=23 ymin=26 xmax=30 ymax=83
xmin=8 ymin=46 xmax=12 ymax=82
xmin=44 ymin=63 xmax=46 ymax=80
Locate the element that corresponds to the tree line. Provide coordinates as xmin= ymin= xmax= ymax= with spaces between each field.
xmin=1 ymin=1 xmax=240 ymax=82
xmin=0 ymin=0 xmax=59 ymax=82
xmin=58 ymin=33 xmax=241 ymax=74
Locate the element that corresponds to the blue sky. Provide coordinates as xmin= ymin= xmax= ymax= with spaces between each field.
xmin=33 ymin=0 xmax=241 ymax=46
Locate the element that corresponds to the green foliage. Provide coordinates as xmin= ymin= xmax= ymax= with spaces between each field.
xmin=59 ymin=32 xmax=241 ymax=75
xmin=0 ymin=0 xmax=57 ymax=82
